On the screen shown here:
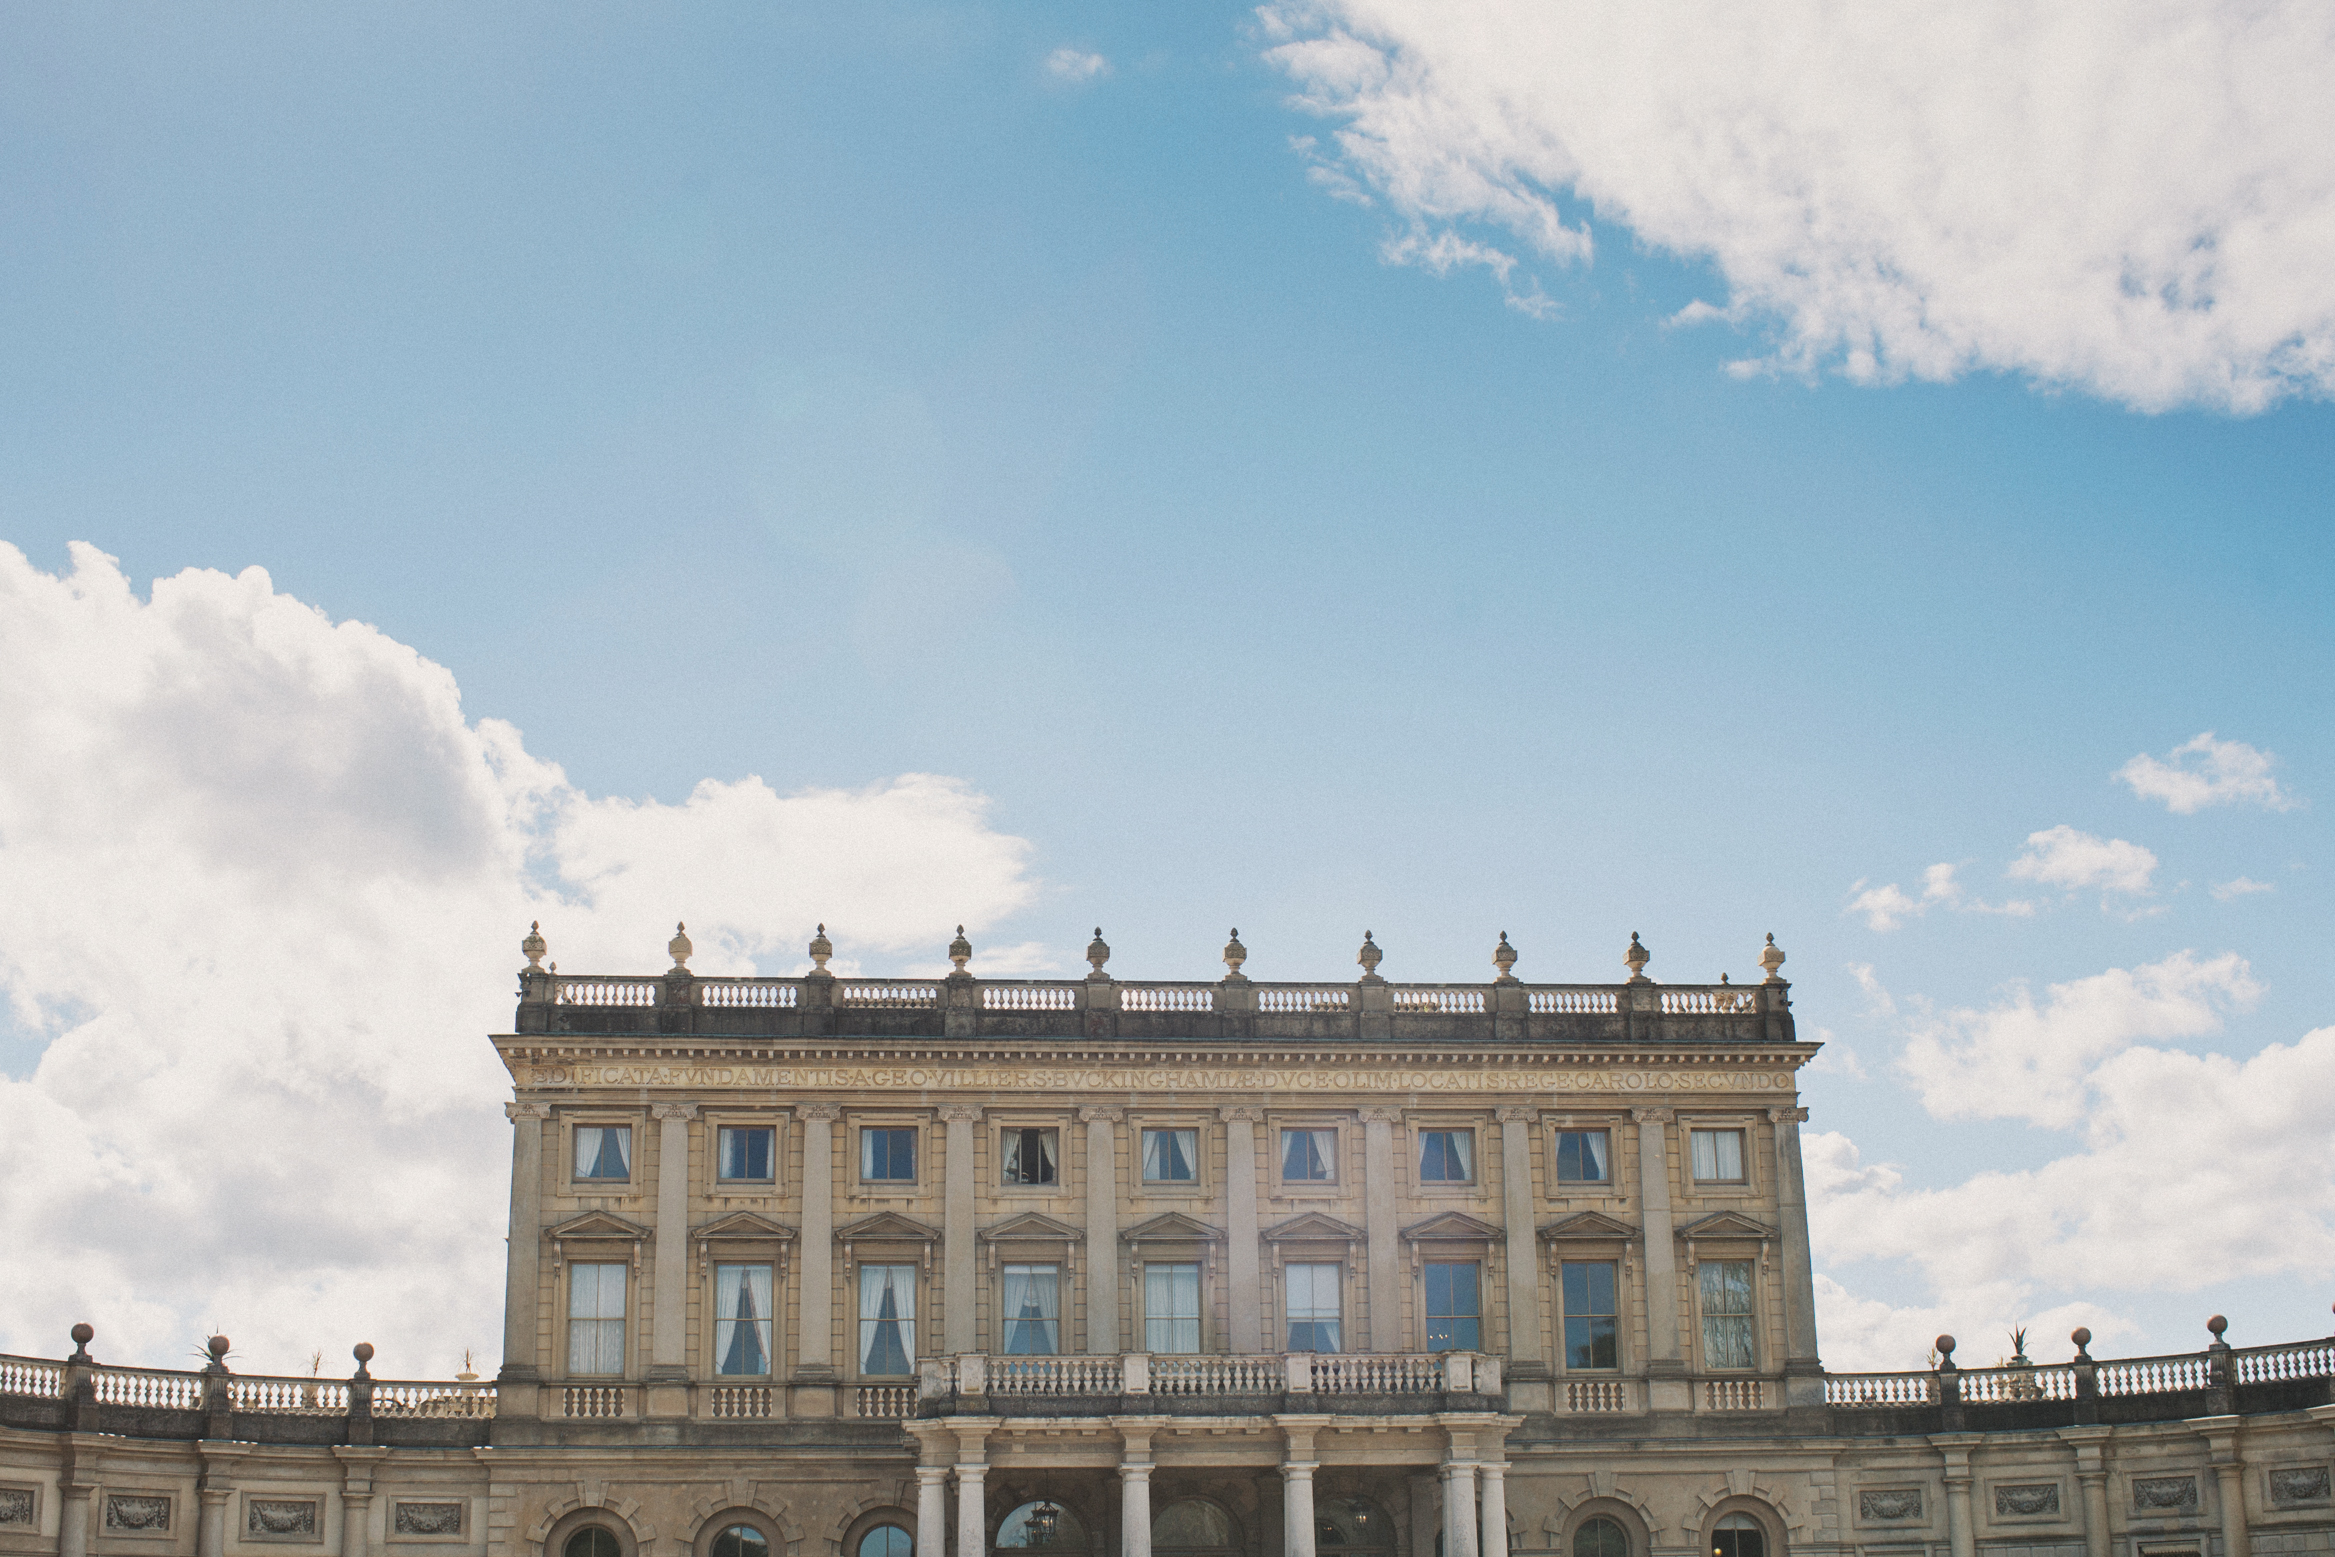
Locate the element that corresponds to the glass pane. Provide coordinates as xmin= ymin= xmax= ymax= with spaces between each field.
xmin=997 ymin=1504 xmax=1086 ymax=1550
xmin=715 ymin=1264 xmax=773 ymax=1376
xmin=1002 ymin=1265 xmax=1060 ymax=1354
xmin=576 ymin=1126 xmax=630 ymax=1180
xmin=859 ymin=1531 xmax=912 ymax=1557
xmin=567 ymin=1531 xmax=622 ymax=1557
xmin=1574 ymin=1519 xmax=1629 ymax=1557
xmin=859 ymin=1264 xmax=916 ymax=1374
xmin=712 ymin=1528 xmax=770 ymax=1557
xmin=1556 ymin=1130 xmax=1611 ymax=1182
xmin=1716 ymin=1130 xmax=1743 ymax=1180
xmin=1283 ymin=1129 xmax=1334 ymax=1181
xmin=1144 ymin=1129 xmax=1197 ymax=1182
xmin=719 ymin=1127 xmax=773 ymax=1181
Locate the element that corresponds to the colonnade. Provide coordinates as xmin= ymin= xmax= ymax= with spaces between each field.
xmin=909 ymin=1415 xmax=1513 ymax=1557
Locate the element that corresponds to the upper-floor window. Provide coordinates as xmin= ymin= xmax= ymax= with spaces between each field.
xmin=1143 ymin=1128 xmax=1198 ymax=1183
xmin=1690 ymin=1129 xmax=1745 ymax=1183
xmin=1002 ymin=1128 xmax=1058 ymax=1186
xmin=574 ymin=1125 xmax=631 ymax=1182
xmin=1285 ymin=1262 xmax=1341 ymax=1352
xmin=566 ymin=1262 xmax=626 ymax=1375
xmin=1554 ymin=1129 xmax=1611 ymax=1183
xmin=1573 ymin=1518 xmax=1629 ymax=1557
xmin=718 ymin=1126 xmax=774 ymax=1183
xmin=1002 ymin=1263 xmax=1060 ymax=1354
xmin=1424 ymin=1261 xmax=1480 ymax=1350
xmin=1560 ymin=1259 xmax=1618 ymax=1369
xmin=1418 ymin=1129 xmax=1474 ymax=1183
xmin=861 ymin=1127 xmax=916 ymax=1183
xmin=858 ymin=1264 xmax=916 ymax=1374
xmin=1144 ymin=1262 xmax=1200 ymax=1352
xmin=714 ymin=1263 xmax=773 ymax=1376
xmin=1282 ymin=1128 xmax=1338 ymax=1183
xmin=1699 ymin=1260 xmax=1755 ymax=1369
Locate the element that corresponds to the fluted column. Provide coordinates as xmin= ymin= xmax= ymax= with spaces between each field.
xmin=798 ymin=1105 xmax=840 ymax=1378
xmin=941 ymin=1107 xmax=982 ymax=1353
xmin=1632 ymin=1108 xmax=1683 ymax=1393
xmin=1223 ymin=1108 xmax=1263 ymax=1353
xmin=1494 ymin=1109 xmax=1540 ymax=1366
xmin=649 ymin=1102 xmax=698 ymax=1381
xmin=500 ymin=1101 xmax=551 ymax=1381
xmin=1084 ymin=1108 xmax=1124 ymax=1353
xmin=1362 ymin=1108 xmax=1401 ymax=1350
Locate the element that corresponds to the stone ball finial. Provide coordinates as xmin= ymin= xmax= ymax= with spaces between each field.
xmin=1934 ymin=1334 xmax=1957 ymax=1365
xmin=1357 ymin=930 xmax=1384 ymax=978
xmin=68 ymin=1322 xmax=94 ymax=1362
xmin=1223 ymin=929 xmax=1247 ymax=980
xmin=668 ymin=921 xmax=692 ymax=969
xmin=353 ymin=1341 xmax=375 ymax=1364
xmin=1086 ymin=927 xmax=1111 ymax=978
xmin=207 ymin=1335 xmax=231 ymax=1362
xmin=522 ymin=921 xmax=547 ymax=970
xmin=1625 ymin=931 xmax=1651 ymax=981
xmin=2208 ymin=1314 xmax=2229 ymax=1341
xmin=1493 ymin=932 xmax=1519 ymax=981
xmin=949 ymin=925 xmax=973 ymax=972
xmin=808 ymin=923 xmax=833 ymax=972
xmin=1760 ymin=932 xmax=1786 ymax=983
xmin=2070 ymin=1326 xmax=2092 ymax=1359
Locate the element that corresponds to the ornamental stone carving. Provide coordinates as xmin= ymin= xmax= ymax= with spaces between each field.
xmin=1860 ymin=1490 xmax=1923 ymax=1521
xmin=1995 ymin=1485 xmax=2060 ymax=1517
xmin=2270 ymin=1468 xmax=2332 ymax=1505
xmin=395 ymin=1504 xmax=466 ymax=1536
xmin=107 ymin=1496 xmax=171 ymax=1532
xmin=248 ymin=1500 xmax=318 ymax=1538
xmin=2132 ymin=1477 xmax=2198 ymax=1512
xmin=0 ymin=1489 xmax=33 ymax=1527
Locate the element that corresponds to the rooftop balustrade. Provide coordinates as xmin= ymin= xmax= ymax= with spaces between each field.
xmin=509 ymin=923 xmax=1801 ymax=1045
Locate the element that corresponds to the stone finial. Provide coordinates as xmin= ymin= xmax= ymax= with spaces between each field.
xmin=2070 ymin=1326 xmax=2093 ymax=1361
xmin=352 ymin=1342 xmax=374 ymax=1379
xmin=1934 ymin=1335 xmax=1957 ymax=1367
xmin=808 ymin=923 xmax=833 ymax=972
xmin=68 ymin=1323 xmax=94 ymax=1363
xmin=1624 ymin=931 xmax=1651 ymax=982
xmin=668 ymin=921 xmax=692 ymax=970
xmin=949 ymin=925 xmax=972 ymax=973
xmin=2207 ymin=1314 xmax=2229 ymax=1344
xmin=1760 ymin=932 xmax=1786 ymax=983
xmin=1357 ymin=930 xmax=1384 ymax=980
xmin=1086 ymin=927 xmax=1111 ymax=978
xmin=1222 ymin=929 xmax=1248 ymax=981
xmin=522 ymin=921 xmax=547 ymax=970
xmin=1492 ymin=932 xmax=1519 ymax=982
xmin=206 ymin=1336 xmax=231 ymax=1371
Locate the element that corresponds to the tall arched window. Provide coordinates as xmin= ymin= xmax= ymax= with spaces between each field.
xmin=1712 ymin=1515 xmax=1765 ymax=1557
xmin=995 ymin=1503 xmax=1085 ymax=1553
xmin=859 ymin=1529 xmax=912 ymax=1557
xmin=1574 ymin=1519 xmax=1629 ymax=1557
xmin=1153 ymin=1502 xmax=1234 ymax=1554
xmin=710 ymin=1528 xmax=769 ymax=1557
xmin=566 ymin=1531 xmax=621 ymax=1557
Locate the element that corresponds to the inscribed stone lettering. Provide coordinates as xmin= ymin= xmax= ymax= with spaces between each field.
xmin=519 ymin=1062 xmax=1798 ymax=1095
xmin=2133 ymin=1478 xmax=2198 ymax=1513
xmin=1996 ymin=1486 xmax=2061 ymax=1518
xmin=107 ymin=1496 xmax=171 ymax=1532
xmin=1861 ymin=1490 xmax=1923 ymax=1521
xmin=248 ymin=1501 xmax=318 ymax=1538
xmin=396 ymin=1503 xmax=466 ymax=1536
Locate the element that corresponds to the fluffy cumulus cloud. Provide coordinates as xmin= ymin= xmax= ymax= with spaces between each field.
xmin=1807 ymin=955 xmax=2335 ymax=1369
xmin=2118 ymin=732 xmax=2297 ymax=813
xmin=0 ymin=543 xmax=1037 ymax=1376
xmin=1260 ymin=0 xmax=2335 ymax=411
xmin=2006 ymin=825 xmax=2159 ymax=897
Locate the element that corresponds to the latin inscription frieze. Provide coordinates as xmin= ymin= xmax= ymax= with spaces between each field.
xmin=519 ymin=1062 xmax=1799 ymax=1094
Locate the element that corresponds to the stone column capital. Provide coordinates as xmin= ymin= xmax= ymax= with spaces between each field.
xmin=506 ymin=1101 xmax=552 ymax=1120
xmin=651 ymin=1103 xmax=700 ymax=1121
xmin=1219 ymin=1106 xmax=1262 ymax=1123
xmin=1766 ymin=1106 xmax=1810 ymax=1124
xmin=1360 ymin=1106 xmax=1402 ymax=1125
xmin=1630 ymin=1107 xmax=1675 ymax=1124
xmin=799 ymin=1103 xmax=842 ymax=1122
xmin=938 ymin=1105 xmax=985 ymax=1124
xmin=1493 ymin=1106 xmax=1536 ymax=1123
xmin=1080 ymin=1107 xmax=1125 ymax=1124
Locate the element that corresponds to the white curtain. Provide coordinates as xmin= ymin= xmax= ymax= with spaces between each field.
xmin=566 ymin=1263 xmax=626 ymax=1375
xmin=1145 ymin=1263 xmax=1200 ymax=1353
xmin=1581 ymin=1130 xmax=1609 ymax=1180
xmin=1002 ymin=1264 xmax=1060 ymax=1354
xmin=1144 ymin=1129 xmax=1196 ymax=1182
xmin=715 ymin=1264 xmax=773 ymax=1376
xmin=859 ymin=1264 xmax=916 ymax=1375
xmin=1692 ymin=1129 xmax=1744 ymax=1181
xmin=1699 ymin=1261 xmax=1755 ymax=1368
xmin=575 ymin=1125 xmax=630 ymax=1180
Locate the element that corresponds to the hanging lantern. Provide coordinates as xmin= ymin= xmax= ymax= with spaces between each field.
xmin=1028 ymin=1505 xmax=1060 ymax=1546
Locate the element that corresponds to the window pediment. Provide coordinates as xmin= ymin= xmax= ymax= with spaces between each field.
xmin=1400 ymin=1211 xmax=1504 ymax=1245
xmin=979 ymin=1212 xmax=1084 ymax=1244
xmin=1262 ymin=1210 xmax=1365 ymax=1244
xmin=546 ymin=1210 xmax=651 ymax=1242
xmin=691 ymin=1211 xmax=797 ymax=1245
xmin=1122 ymin=1211 xmax=1225 ymax=1245
xmin=836 ymin=1211 xmax=942 ymax=1244
xmin=1676 ymin=1210 xmax=1774 ymax=1242
xmin=1538 ymin=1211 xmax=1640 ymax=1242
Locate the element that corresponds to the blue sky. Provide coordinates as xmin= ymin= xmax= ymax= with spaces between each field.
xmin=2 ymin=1 xmax=2331 ymax=1373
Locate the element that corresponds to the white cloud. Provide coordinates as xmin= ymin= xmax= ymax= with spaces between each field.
xmin=2118 ymin=732 xmax=2297 ymax=814
xmin=1898 ymin=949 xmax=2259 ymax=1128
xmin=1044 ymin=47 xmax=1111 ymax=83
xmin=2006 ymin=824 xmax=2159 ymax=897
xmin=1813 ymin=1273 xmax=2127 ymax=1374
xmin=1847 ymin=858 xmax=2038 ymax=931
xmin=1260 ymin=1 xmax=2335 ymax=412
xmin=0 ymin=543 xmax=1038 ymax=1375
xmin=2213 ymin=876 xmax=2277 ymax=901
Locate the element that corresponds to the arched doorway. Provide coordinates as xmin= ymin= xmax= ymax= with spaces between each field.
xmin=1153 ymin=1500 xmax=1236 ymax=1557
xmin=1317 ymin=1499 xmax=1393 ymax=1557
xmin=996 ymin=1501 xmax=1087 ymax=1557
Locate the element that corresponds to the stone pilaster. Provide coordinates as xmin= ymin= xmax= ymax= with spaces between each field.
xmin=499 ymin=1102 xmax=551 ymax=1388
xmin=1494 ymin=1108 xmax=1542 ymax=1371
xmin=648 ymin=1102 xmax=698 ymax=1403
xmin=1222 ymin=1108 xmax=1263 ymax=1354
xmin=795 ymin=1104 xmax=840 ymax=1400
xmin=1082 ymin=1108 xmax=1124 ymax=1354
xmin=941 ymin=1106 xmax=983 ymax=1354
xmin=1632 ymin=1108 xmax=1686 ymax=1406
xmin=1362 ymin=1108 xmax=1401 ymax=1351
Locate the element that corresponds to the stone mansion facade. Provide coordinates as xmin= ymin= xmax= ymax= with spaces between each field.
xmin=5 ymin=923 xmax=2334 ymax=1557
